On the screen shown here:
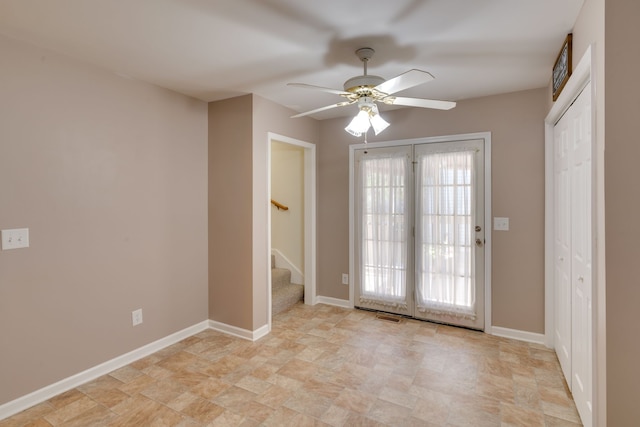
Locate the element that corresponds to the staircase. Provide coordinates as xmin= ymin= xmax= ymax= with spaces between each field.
xmin=271 ymin=255 xmax=304 ymax=315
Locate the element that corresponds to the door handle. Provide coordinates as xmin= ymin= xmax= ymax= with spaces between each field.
xmin=475 ymin=238 xmax=484 ymax=247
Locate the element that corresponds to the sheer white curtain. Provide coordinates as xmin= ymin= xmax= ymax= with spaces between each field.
xmin=415 ymin=148 xmax=477 ymax=319
xmin=359 ymin=150 xmax=409 ymax=308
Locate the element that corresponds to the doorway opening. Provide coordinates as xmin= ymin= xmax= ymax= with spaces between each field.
xmin=267 ymin=133 xmax=316 ymax=326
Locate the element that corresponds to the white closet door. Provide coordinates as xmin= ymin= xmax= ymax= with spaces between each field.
xmin=570 ymin=83 xmax=593 ymax=425
xmin=552 ymin=82 xmax=593 ymax=427
xmin=554 ymin=106 xmax=572 ymax=382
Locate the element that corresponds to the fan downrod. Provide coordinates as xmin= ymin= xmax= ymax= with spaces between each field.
xmin=343 ymin=48 xmax=384 ymax=93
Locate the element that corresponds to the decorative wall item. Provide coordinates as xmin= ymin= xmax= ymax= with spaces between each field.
xmin=552 ymin=34 xmax=573 ymax=101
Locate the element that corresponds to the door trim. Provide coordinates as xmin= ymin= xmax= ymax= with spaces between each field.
xmin=348 ymin=132 xmax=492 ymax=333
xmin=544 ymin=45 xmax=602 ymax=427
xmin=267 ymin=132 xmax=317 ymax=327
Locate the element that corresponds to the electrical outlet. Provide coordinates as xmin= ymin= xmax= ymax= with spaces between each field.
xmin=132 ymin=309 xmax=143 ymax=326
xmin=342 ymin=273 xmax=349 ymax=285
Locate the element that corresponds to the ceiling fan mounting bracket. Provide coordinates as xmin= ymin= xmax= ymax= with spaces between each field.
xmin=355 ymin=47 xmax=375 ymax=63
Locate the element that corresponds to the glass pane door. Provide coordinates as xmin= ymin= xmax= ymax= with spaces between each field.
xmin=354 ymin=145 xmax=412 ymax=316
xmin=414 ymin=140 xmax=484 ymax=329
xmin=352 ymin=139 xmax=485 ymax=329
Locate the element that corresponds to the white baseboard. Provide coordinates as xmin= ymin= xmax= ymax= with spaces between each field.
xmin=491 ymin=326 xmax=546 ymax=345
xmin=271 ymin=248 xmax=304 ymax=284
xmin=208 ymin=320 xmax=270 ymax=341
xmin=0 ymin=320 xmax=210 ymax=421
xmin=315 ymin=296 xmax=352 ymax=309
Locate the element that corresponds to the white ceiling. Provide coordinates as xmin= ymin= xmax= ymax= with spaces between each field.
xmin=0 ymin=0 xmax=584 ymax=119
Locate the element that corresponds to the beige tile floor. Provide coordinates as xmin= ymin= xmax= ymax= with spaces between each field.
xmin=0 ymin=303 xmax=583 ymax=427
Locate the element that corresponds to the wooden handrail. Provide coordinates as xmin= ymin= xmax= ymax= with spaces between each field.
xmin=271 ymin=199 xmax=289 ymax=211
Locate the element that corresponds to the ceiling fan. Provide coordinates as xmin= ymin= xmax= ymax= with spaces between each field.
xmin=288 ymin=47 xmax=456 ymax=137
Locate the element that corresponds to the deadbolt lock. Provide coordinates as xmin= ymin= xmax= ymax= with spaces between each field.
xmin=475 ymin=225 xmax=482 ymax=232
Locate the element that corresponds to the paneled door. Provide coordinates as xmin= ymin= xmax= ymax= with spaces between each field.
xmin=553 ymin=82 xmax=593 ymax=427
xmin=554 ymin=100 xmax=573 ymax=381
xmin=569 ymin=82 xmax=593 ymax=426
xmin=354 ymin=139 xmax=485 ymax=330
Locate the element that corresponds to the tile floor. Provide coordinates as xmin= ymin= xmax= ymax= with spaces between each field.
xmin=0 ymin=303 xmax=583 ymax=426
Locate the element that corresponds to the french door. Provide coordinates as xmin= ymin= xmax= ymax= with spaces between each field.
xmin=354 ymin=139 xmax=485 ymax=330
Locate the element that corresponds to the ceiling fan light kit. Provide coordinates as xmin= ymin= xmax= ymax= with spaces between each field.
xmin=288 ymin=47 xmax=456 ymax=140
xmin=345 ymin=99 xmax=390 ymax=137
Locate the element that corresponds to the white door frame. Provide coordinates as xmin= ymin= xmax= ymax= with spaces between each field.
xmin=544 ymin=45 xmax=603 ymax=426
xmin=267 ymin=132 xmax=317 ymax=326
xmin=349 ymin=132 xmax=493 ymax=333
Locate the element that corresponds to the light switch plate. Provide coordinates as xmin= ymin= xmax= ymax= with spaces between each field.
xmin=493 ymin=217 xmax=510 ymax=231
xmin=342 ymin=274 xmax=349 ymax=285
xmin=1 ymin=228 xmax=30 ymax=250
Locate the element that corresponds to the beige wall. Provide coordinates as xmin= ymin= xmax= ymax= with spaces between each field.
xmin=318 ymin=88 xmax=548 ymax=333
xmin=208 ymin=95 xmax=318 ymax=331
xmin=208 ymin=95 xmax=254 ymax=330
xmin=271 ymin=141 xmax=305 ymax=276
xmin=604 ymin=0 xmax=640 ymax=424
xmin=0 ymin=35 xmax=209 ymax=405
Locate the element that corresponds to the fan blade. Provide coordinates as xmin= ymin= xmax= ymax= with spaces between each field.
xmin=290 ymin=100 xmax=354 ymax=118
xmin=385 ymin=96 xmax=456 ymax=110
xmin=287 ymin=83 xmax=351 ymax=96
xmin=375 ymin=69 xmax=434 ymax=95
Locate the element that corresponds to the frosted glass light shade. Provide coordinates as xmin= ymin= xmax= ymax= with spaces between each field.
xmin=345 ymin=110 xmax=371 ymax=136
xmin=370 ymin=113 xmax=390 ymax=135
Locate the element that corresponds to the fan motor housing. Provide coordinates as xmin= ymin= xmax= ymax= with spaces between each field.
xmin=343 ymin=75 xmax=385 ymax=93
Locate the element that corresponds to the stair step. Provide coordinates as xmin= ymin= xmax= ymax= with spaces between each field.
xmin=272 ymin=282 xmax=304 ymax=315
xmin=271 ymin=255 xmax=303 ymax=315
xmin=271 ymin=267 xmax=291 ymax=287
